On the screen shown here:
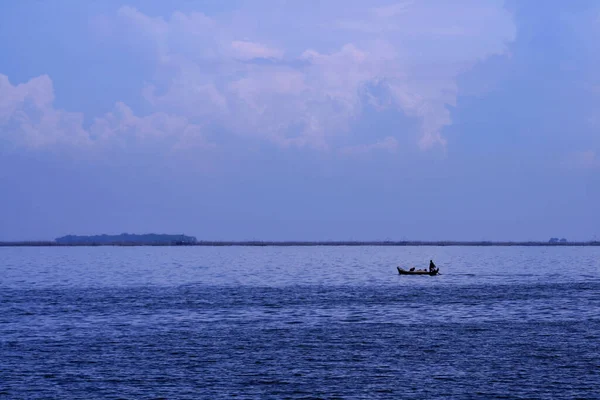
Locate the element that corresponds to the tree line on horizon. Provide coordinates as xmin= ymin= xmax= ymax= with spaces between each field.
xmin=54 ymin=233 xmax=198 ymax=245
xmin=1 ymin=235 xmax=600 ymax=247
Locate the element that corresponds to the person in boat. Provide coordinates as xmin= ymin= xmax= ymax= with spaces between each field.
xmin=409 ymin=267 xmax=415 ymax=271
xmin=429 ymin=260 xmax=437 ymax=273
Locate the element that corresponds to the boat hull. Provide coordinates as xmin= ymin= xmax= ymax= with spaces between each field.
xmin=397 ymin=267 xmax=439 ymax=276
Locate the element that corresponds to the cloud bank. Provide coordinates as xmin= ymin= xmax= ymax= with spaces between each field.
xmin=1 ymin=1 xmax=515 ymax=154
xmin=0 ymin=74 xmax=210 ymax=153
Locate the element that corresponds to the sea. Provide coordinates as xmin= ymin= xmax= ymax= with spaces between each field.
xmin=1 ymin=245 xmax=599 ymax=399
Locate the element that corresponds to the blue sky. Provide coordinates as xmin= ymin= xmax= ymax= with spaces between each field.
xmin=1 ymin=0 xmax=599 ymax=241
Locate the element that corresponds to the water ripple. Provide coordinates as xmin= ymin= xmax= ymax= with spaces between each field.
xmin=0 ymin=246 xmax=599 ymax=398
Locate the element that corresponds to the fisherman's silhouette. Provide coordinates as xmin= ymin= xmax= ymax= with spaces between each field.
xmin=429 ymin=260 xmax=437 ymax=273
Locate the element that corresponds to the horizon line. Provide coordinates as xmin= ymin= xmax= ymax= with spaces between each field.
xmin=1 ymin=240 xmax=600 ymax=247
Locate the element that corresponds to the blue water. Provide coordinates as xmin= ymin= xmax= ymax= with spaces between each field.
xmin=1 ymin=246 xmax=599 ymax=399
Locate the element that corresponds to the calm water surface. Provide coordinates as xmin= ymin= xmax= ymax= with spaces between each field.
xmin=1 ymin=246 xmax=599 ymax=399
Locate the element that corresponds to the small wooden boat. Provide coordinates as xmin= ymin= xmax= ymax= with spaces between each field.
xmin=397 ymin=266 xmax=439 ymax=276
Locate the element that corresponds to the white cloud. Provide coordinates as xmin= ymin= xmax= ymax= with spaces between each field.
xmin=90 ymin=102 xmax=209 ymax=148
xmin=2 ymin=1 xmax=516 ymax=153
xmin=230 ymin=40 xmax=283 ymax=60
xmin=112 ymin=1 xmax=515 ymax=150
xmin=340 ymin=136 xmax=399 ymax=155
xmin=0 ymin=74 xmax=89 ymax=148
xmin=0 ymin=74 xmax=211 ymax=152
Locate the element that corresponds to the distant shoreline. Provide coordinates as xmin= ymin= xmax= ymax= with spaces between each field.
xmin=1 ymin=241 xmax=600 ymax=247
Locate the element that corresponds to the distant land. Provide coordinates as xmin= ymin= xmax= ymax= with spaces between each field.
xmin=1 ymin=233 xmax=600 ymax=246
xmin=53 ymin=233 xmax=197 ymax=245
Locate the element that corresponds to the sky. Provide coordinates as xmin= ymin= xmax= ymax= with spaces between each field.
xmin=1 ymin=0 xmax=599 ymax=242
